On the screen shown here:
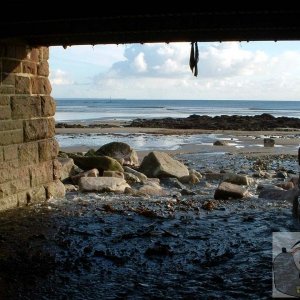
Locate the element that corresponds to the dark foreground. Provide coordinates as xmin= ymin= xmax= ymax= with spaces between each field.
xmin=0 ymin=153 xmax=299 ymax=299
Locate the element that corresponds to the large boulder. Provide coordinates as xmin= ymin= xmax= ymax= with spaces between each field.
xmin=79 ymin=177 xmax=130 ymax=193
xmin=223 ymin=173 xmax=253 ymax=186
xmin=214 ymin=182 xmax=247 ymax=200
xmin=139 ymin=151 xmax=189 ymax=179
xmin=57 ymin=158 xmax=76 ymax=181
xmin=70 ymin=155 xmax=124 ymax=174
xmin=95 ymin=142 xmax=139 ymax=166
xmin=258 ymin=188 xmax=299 ymax=202
xmin=123 ymin=166 xmax=147 ymax=182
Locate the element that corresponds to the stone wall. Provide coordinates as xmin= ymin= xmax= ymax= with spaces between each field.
xmin=0 ymin=43 xmax=63 ymax=211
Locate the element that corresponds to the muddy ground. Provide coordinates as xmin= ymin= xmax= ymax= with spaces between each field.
xmin=0 ymin=153 xmax=300 ymax=299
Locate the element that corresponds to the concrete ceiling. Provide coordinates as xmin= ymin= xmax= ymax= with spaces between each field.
xmin=1 ymin=9 xmax=300 ymax=46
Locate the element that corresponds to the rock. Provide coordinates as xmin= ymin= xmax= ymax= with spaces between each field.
xmin=139 ymin=151 xmax=189 ymax=179
xmin=160 ymin=178 xmax=186 ymax=189
xmin=214 ymin=182 xmax=247 ymax=200
xmin=57 ymin=158 xmax=76 ymax=181
xmin=79 ymin=177 xmax=130 ymax=193
xmin=180 ymin=189 xmax=196 ymax=196
xmin=256 ymin=184 xmax=283 ymax=192
xmin=85 ymin=149 xmax=97 ymax=157
xmin=70 ymin=155 xmax=124 ymax=173
xmin=276 ymin=171 xmax=288 ymax=179
xmin=290 ymin=176 xmax=299 ymax=187
xmin=103 ymin=171 xmax=124 ymax=179
xmin=64 ymin=184 xmax=78 ymax=192
xmin=263 ymin=138 xmax=275 ymax=147
xmin=213 ymin=140 xmax=229 ymax=146
xmin=71 ymin=168 xmax=99 ymax=185
xmin=258 ymin=188 xmax=299 ymax=202
xmin=189 ymin=169 xmax=202 ymax=179
xmin=137 ymin=181 xmax=164 ymax=196
xmin=124 ymin=172 xmax=141 ymax=184
xmin=179 ymin=174 xmax=200 ymax=184
xmin=276 ymin=181 xmax=295 ymax=190
xmin=123 ymin=166 xmax=147 ymax=182
xmin=46 ymin=180 xmax=66 ymax=199
xmin=223 ymin=173 xmax=253 ymax=185
xmin=95 ymin=142 xmax=139 ymax=166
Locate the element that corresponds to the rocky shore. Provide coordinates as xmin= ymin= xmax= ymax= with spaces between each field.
xmin=127 ymin=113 xmax=300 ymax=131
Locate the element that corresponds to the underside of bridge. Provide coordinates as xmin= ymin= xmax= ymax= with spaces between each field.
xmin=1 ymin=9 xmax=300 ymax=210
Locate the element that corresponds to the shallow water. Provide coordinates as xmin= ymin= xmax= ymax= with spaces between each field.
xmin=0 ymin=154 xmax=299 ymax=299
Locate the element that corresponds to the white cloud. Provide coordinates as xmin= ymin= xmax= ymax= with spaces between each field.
xmin=50 ymin=69 xmax=73 ymax=85
xmin=50 ymin=42 xmax=300 ymax=100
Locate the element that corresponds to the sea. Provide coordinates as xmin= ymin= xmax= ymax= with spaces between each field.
xmin=55 ymin=99 xmax=300 ymax=151
xmin=55 ymin=99 xmax=300 ymax=123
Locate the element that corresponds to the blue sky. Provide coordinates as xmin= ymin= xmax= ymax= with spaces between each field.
xmin=49 ymin=41 xmax=300 ymax=100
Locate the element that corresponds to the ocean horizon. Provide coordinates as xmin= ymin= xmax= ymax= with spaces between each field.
xmin=55 ymin=98 xmax=300 ymax=123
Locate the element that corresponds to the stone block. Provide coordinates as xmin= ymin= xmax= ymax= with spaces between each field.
xmin=0 ymin=129 xmax=23 ymax=146
xmin=0 ymin=86 xmax=15 ymax=94
xmin=0 ymin=105 xmax=11 ymax=119
xmin=15 ymin=76 xmax=30 ymax=94
xmin=1 ymin=73 xmax=15 ymax=86
xmin=31 ymin=77 xmax=52 ymax=95
xmin=53 ymin=159 xmax=62 ymax=180
xmin=0 ymin=160 xmax=19 ymax=170
xmin=0 ymin=147 xmax=3 ymax=162
xmin=26 ymin=48 xmax=39 ymax=62
xmin=37 ymin=61 xmax=49 ymax=76
xmin=46 ymin=180 xmax=65 ymax=199
xmin=0 ymin=194 xmax=18 ymax=211
xmin=39 ymin=138 xmax=59 ymax=162
xmin=23 ymin=117 xmax=55 ymax=141
xmin=30 ymin=161 xmax=53 ymax=187
xmin=18 ymin=142 xmax=39 ymax=166
xmin=0 ymin=176 xmax=30 ymax=199
xmin=41 ymin=47 xmax=49 ymax=60
xmin=30 ymin=186 xmax=46 ymax=203
xmin=22 ymin=61 xmax=37 ymax=75
xmin=3 ymin=144 xmax=18 ymax=161
xmin=11 ymin=96 xmax=41 ymax=119
xmin=1 ymin=59 xmax=21 ymax=73
xmin=41 ymin=96 xmax=56 ymax=116
xmin=0 ymin=96 xmax=10 ymax=105
xmin=0 ymin=120 xmax=22 ymax=131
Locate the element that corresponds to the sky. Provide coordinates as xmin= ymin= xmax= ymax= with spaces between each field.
xmin=49 ymin=41 xmax=300 ymax=100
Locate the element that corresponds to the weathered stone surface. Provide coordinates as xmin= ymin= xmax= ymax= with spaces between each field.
xmin=214 ymin=182 xmax=247 ymax=200
xmin=71 ymin=168 xmax=99 ymax=185
xmin=0 ymin=86 xmax=15 ymax=94
xmin=57 ymin=158 xmax=75 ymax=181
xmin=3 ymin=144 xmax=18 ymax=161
xmin=39 ymin=138 xmax=59 ymax=162
xmin=137 ymin=181 xmax=164 ymax=196
xmin=1 ymin=59 xmax=21 ymax=73
xmin=96 ymin=142 xmax=139 ymax=166
xmin=124 ymin=172 xmax=141 ymax=184
xmin=70 ymin=155 xmax=124 ymax=173
xmin=0 ymin=120 xmax=22 ymax=131
xmin=41 ymin=47 xmax=49 ymax=60
xmin=0 ymin=176 xmax=30 ymax=198
xmin=179 ymin=174 xmax=200 ymax=184
xmin=205 ymin=172 xmax=224 ymax=181
xmin=31 ymin=77 xmax=51 ymax=95
xmin=139 ymin=151 xmax=189 ymax=179
xmin=79 ymin=177 xmax=130 ymax=193
xmin=123 ymin=166 xmax=147 ymax=182
xmin=46 ymin=180 xmax=65 ymax=199
xmin=23 ymin=118 xmax=55 ymax=141
xmin=15 ymin=76 xmax=30 ymax=94
xmin=0 ymin=147 xmax=3 ymax=162
xmin=0 ymin=105 xmax=11 ymax=119
xmin=41 ymin=96 xmax=56 ymax=116
xmin=223 ymin=173 xmax=253 ymax=186
xmin=11 ymin=96 xmax=41 ymax=119
xmin=30 ymin=161 xmax=53 ymax=187
xmin=30 ymin=186 xmax=46 ymax=203
xmin=0 ymin=129 xmax=23 ymax=146
xmin=27 ymin=48 xmax=39 ymax=62
xmin=103 ymin=171 xmax=124 ymax=179
xmin=1 ymin=74 xmax=15 ymax=86
xmin=37 ymin=61 xmax=49 ymax=76
xmin=0 ymin=96 xmax=10 ymax=105
xmin=53 ymin=159 xmax=62 ymax=180
xmin=0 ymin=195 xmax=18 ymax=211
xmin=18 ymin=142 xmax=39 ymax=166
xmin=22 ymin=61 xmax=36 ymax=74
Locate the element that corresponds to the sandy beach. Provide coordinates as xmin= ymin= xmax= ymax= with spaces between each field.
xmin=56 ymin=125 xmax=300 ymax=157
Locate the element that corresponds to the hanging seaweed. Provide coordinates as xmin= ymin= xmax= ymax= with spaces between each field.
xmin=189 ymin=42 xmax=199 ymax=77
